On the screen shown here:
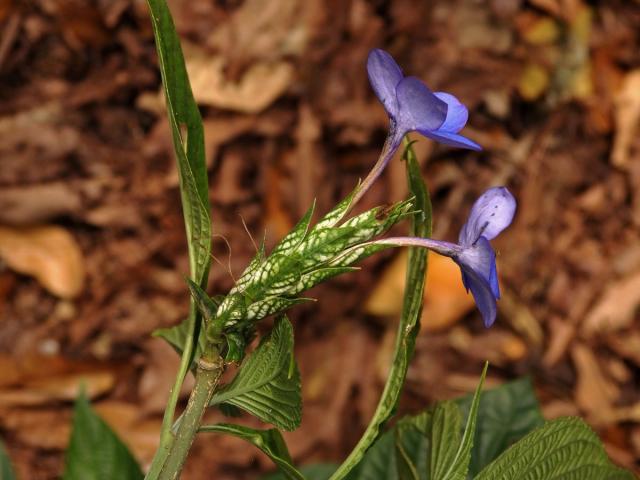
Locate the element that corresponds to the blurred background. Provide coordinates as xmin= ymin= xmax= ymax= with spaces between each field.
xmin=0 ymin=0 xmax=639 ymax=478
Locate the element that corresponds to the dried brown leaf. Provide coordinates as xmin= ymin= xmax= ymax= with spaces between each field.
xmin=611 ymin=70 xmax=640 ymax=170
xmin=185 ymin=43 xmax=294 ymax=113
xmin=571 ymin=342 xmax=619 ymax=426
xmin=0 ymin=225 xmax=85 ymax=298
xmin=582 ymin=271 xmax=640 ymax=337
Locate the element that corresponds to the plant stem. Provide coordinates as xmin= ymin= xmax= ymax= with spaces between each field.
xmin=146 ymin=307 xmax=200 ymax=480
xmin=158 ymin=354 xmax=223 ymax=480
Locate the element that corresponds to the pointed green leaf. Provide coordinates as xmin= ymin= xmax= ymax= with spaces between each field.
xmin=431 ymin=362 xmax=487 ymax=480
xmin=456 ymin=377 xmax=544 ymax=475
xmin=186 ymin=280 xmax=220 ymax=322
xmin=63 ymin=391 xmax=143 ymax=480
xmin=234 ymin=239 xmax=267 ymax=291
xmin=0 ymin=440 xmax=16 ymax=480
xmin=330 ymin=138 xmax=431 ymax=480
xmin=200 ymin=423 xmax=304 ymax=480
xmin=314 ymin=190 xmax=356 ymax=229
xmin=210 ymin=317 xmax=302 ymax=431
xmin=145 ymin=2 xmax=213 ymax=476
xmin=146 ymin=0 xmax=210 ymax=285
xmin=271 ymin=202 xmax=316 ymax=256
xmin=246 ymin=296 xmax=312 ymax=322
xmin=475 ymin=417 xmax=635 ymax=480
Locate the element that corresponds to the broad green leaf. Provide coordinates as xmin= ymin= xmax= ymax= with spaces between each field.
xmin=0 ymin=439 xmax=16 ymax=480
xmin=356 ymin=430 xmax=398 ymax=480
xmin=475 ymin=417 xmax=635 ymax=480
xmin=63 ymin=391 xmax=143 ymax=480
xmin=210 ymin=317 xmax=302 ymax=431
xmin=456 ymin=377 xmax=543 ymax=475
xmin=330 ymin=138 xmax=431 ymax=480
xmin=262 ymin=464 xmax=340 ymax=480
xmin=431 ymin=363 xmax=487 ymax=480
xmin=429 ymin=402 xmax=463 ymax=480
xmin=395 ymin=424 xmax=421 ymax=480
xmin=200 ymin=424 xmax=304 ymax=480
xmin=355 ymin=411 xmax=432 ymax=480
xmin=396 ymin=412 xmax=432 ymax=480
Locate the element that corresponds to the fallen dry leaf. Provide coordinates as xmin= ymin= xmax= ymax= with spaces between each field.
xmin=0 ymin=371 xmax=114 ymax=408
xmin=185 ymin=43 xmax=294 ymax=113
xmin=0 ymin=225 xmax=85 ymax=298
xmin=582 ymin=271 xmax=640 ymax=337
xmin=448 ymin=327 xmax=528 ymax=366
xmin=0 ymin=407 xmax=71 ymax=450
xmin=571 ymin=342 xmax=619 ymax=426
xmin=543 ymin=316 xmax=575 ymax=366
xmin=611 ymin=70 xmax=640 ymax=170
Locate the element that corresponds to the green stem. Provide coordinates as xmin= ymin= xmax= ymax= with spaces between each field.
xmin=329 ymin=136 xmax=430 ymax=479
xmin=146 ymin=306 xmax=199 ymax=479
xmin=158 ymin=354 xmax=223 ymax=480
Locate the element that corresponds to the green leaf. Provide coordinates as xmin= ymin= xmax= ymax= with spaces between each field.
xmin=144 ymin=1 xmax=212 ymax=477
xmin=146 ymin=0 xmax=210 ymax=285
xmin=475 ymin=417 xmax=635 ymax=480
xmin=262 ymin=464 xmax=340 ymax=480
xmin=456 ymin=377 xmax=544 ymax=475
xmin=63 ymin=391 xmax=143 ymax=480
xmin=355 ymin=411 xmax=432 ymax=480
xmin=357 ymin=430 xmax=398 ymax=480
xmin=429 ymin=401 xmax=463 ymax=480
xmin=210 ymin=317 xmax=302 ymax=431
xmin=200 ymin=424 xmax=304 ymax=480
xmin=330 ymin=137 xmax=432 ymax=480
xmin=186 ymin=280 xmax=220 ymax=323
xmin=395 ymin=425 xmax=420 ymax=480
xmin=0 ymin=439 xmax=16 ymax=480
xmin=431 ymin=362 xmax=487 ymax=480
xmin=152 ymin=322 xmax=207 ymax=368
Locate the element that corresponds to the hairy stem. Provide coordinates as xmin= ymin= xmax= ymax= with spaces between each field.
xmin=158 ymin=355 xmax=224 ymax=480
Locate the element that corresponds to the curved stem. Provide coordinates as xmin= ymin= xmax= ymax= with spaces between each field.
xmin=158 ymin=355 xmax=224 ymax=480
xmin=330 ymin=136 xmax=430 ymax=479
xmin=350 ymin=125 xmax=402 ymax=208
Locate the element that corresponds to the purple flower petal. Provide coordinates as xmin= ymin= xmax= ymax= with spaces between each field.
xmin=367 ymin=49 xmax=403 ymax=118
xmin=396 ymin=76 xmax=447 ymax=132
xmin=434 ymin=92 xmax=469 ymax=133
xmin=418 ymin=128 xmax=482 ymax=151
xmin=458 ymin=187 xmax=516 ymax=247
xmin=457 ymin=236 xmax=499 ymax=298
xmin=458 ymin=264 xmax=497 ymax=327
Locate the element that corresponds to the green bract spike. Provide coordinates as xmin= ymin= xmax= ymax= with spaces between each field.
xmin=186 ymin=279 xmax=219 ymax=322
xmin=313 ymin=188 xmax=357 ymax=229
xmin=271 ymin=201 xmax=316 ymax=256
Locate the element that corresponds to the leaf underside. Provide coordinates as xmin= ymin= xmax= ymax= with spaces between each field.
xmin=210 ymin=317 xmax=302 ymax=431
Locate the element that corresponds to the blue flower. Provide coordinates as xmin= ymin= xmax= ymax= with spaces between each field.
xmin=375 ymin=187 xmax=516 ymax=327
xmin=354 ymin=49 xmax=481 ymax=204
